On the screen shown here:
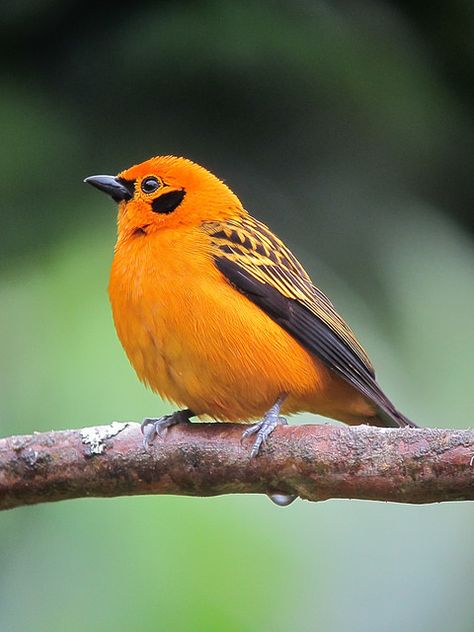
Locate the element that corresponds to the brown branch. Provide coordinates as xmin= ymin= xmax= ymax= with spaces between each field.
xmin=0 ymin=422 xmax=473 ymax=510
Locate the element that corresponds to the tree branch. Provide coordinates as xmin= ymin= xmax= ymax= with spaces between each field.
xmin=0 ymin=422 xmax=473 ymax=510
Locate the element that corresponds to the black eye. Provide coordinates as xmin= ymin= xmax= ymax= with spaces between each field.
xmin=141 ymin=176 xmax=161 ymax=194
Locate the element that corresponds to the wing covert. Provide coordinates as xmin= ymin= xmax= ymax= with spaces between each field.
xmin=203 ymin=216 xmax=373 ymax=371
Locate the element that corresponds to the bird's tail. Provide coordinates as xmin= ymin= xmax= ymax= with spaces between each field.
xmin=370 ymin=406 xmax=418 ymax=429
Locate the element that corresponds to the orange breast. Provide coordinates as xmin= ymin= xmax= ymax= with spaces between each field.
xmin=109 ymin=226 xmax=374 ymax=423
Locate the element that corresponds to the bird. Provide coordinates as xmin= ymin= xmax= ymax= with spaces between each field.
xmin=85 ymin=155 xmax=416 ymax=462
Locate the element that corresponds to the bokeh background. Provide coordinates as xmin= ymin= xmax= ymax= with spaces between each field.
xmin=1 ymin=1 xmax=474 ymax=630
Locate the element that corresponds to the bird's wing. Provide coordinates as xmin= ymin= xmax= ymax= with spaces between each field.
xmin=202 ymin=215 xmax=414 ymax=427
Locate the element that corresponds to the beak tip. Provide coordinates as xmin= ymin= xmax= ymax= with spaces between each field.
xmin=83 ymin=174 xmax=133 ymax=201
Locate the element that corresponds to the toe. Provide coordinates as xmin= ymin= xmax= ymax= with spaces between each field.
xmin=140 ymin=417 xmax=155 ymax=434
xmin=241 ymin=422 xmax=262 ymax=442
xmin=244 ymin=414 xmax=287 ymax=457
xmin=142 ymin=423 xmax=158 ymax=449
xmin=141 ymin=415 xmax=171 ymax=448
xmin=250 ymin=434 xmax=265 ymax=458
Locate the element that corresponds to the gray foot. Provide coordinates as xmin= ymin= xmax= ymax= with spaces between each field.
xmin=241 ymin=395 xmax=287 ymax=457
xmin=141 ymin=409 xmax=194 ymax=448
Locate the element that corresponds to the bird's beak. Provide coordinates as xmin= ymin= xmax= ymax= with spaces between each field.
xmin=84 ymin=175 xmax=133 ymax=202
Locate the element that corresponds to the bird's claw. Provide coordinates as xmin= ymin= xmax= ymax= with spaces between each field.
xmin=242 ymin=414 xmax=287 ymax=458
xmin=141 ymin=416 xmax=171 ymax=448
xmin=141 ymin=410 xmax=193 ymax=449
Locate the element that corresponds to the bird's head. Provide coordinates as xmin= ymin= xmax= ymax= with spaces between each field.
xmin=85 ymin=156 xmax=245 ymax=239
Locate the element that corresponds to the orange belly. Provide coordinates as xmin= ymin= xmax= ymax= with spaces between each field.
xmin=109 ymin=226 xmax=374 ymax=423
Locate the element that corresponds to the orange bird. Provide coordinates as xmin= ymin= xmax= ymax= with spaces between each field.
xmin=85 ymin=156 xmax=416 ymax=458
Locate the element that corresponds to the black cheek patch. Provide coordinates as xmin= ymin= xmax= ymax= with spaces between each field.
xmin=151 ymin=189 xmax=186 ymax=214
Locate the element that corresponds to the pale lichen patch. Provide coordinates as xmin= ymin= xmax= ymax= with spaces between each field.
xmin=80 ymin=422 xmax=129 ymax=456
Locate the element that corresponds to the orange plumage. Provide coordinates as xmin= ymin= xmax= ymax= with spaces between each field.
xmin=85 ymin=156 xmax=415 ymax=456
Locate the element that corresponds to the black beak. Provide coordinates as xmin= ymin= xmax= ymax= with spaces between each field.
xmin=84 ymin=175 xmax=133 ymax=202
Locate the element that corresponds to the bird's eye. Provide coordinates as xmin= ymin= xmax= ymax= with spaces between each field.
xmin=141 ymin=176 xmax=161 ymax=194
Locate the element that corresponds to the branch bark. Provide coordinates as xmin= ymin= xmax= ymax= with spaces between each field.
xmin=0 ymin=422 xmax=473 ymax=510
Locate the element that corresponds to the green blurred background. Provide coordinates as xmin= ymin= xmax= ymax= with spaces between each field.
xmin=1 ymin=1 xmax=473 ymax=630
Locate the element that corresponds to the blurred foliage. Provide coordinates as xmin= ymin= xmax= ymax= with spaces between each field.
xmin=1 ymin=1 xmax=473 ymax=631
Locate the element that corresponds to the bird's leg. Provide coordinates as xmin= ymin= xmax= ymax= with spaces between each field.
xmin=241 ymin=394 xmax=287 ymax=458
xmin=141 ymin=408 xmax=195 ymax=448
